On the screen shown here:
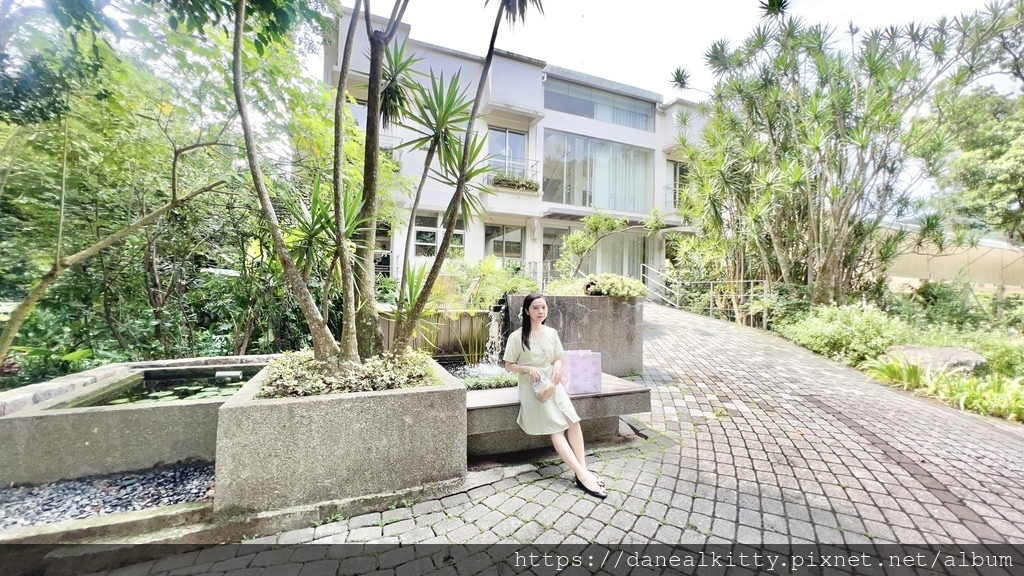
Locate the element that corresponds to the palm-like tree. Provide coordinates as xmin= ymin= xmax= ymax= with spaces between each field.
xmin=392 ymin=0 xmax=544 ymax=352
xmin=395 ymin=70 xmax=471 ymax=314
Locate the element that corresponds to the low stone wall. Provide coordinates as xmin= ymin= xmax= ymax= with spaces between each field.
xmin=0 ymin=385 xmax=223 ymax=486
xmin=214 ymin=359 xmax=467 ymax=515
xmin=0 ymin=354 xmax=279 ymax=417
xmin=505 ymin=295 xmax=643 ymax=377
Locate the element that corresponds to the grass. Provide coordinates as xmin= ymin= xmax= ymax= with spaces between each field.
xmin=862 ymin=356 xmax=1024 ymax=422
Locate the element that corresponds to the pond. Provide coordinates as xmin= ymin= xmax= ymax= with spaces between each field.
xmin=62 ymin=366 xmax=264 ymax=408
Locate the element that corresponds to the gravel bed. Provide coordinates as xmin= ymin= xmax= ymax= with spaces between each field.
xmin=0 ymin=463 xmax=214 ymax=533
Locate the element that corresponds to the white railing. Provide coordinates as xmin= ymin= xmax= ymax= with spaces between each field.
xmin=641 ymin=264 xmax=769 ymax=329
xmin=486 ymin=156 xmax=541 ymax=191
xmin=664 ymin=185 xmax=681 ymax=210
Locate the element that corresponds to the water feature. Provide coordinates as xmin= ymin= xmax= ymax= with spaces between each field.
xmin=61 ymin=365 xmax=264 ymax=408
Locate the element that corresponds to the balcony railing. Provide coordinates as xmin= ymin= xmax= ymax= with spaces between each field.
xmin=664 ymin=185 xmax=682 ymax=210
xmin=486 ymin=157 xmax=540 ymax=192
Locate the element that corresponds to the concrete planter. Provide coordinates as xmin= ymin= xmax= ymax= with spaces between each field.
xmin=213 ymin=359 xmax=466 ymax=515
xmin=0 ymin=362 xmax=266 ymax=486
xmin=506 ymin=294 xmax=643 ymax=376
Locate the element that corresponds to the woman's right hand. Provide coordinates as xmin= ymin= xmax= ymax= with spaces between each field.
xmin=523 ymin=366 xmax=542 ymax=382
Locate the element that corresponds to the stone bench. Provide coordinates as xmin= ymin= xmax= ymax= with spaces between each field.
xmin=466 ymin=373 xmax=651 ymax=456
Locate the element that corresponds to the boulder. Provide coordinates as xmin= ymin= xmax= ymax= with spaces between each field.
xmin=886 ymin=345 xmax=988 ymax=375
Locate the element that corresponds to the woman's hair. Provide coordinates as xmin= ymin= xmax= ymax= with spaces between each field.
xmin=521 ymin=292 xmax=546 ymax=351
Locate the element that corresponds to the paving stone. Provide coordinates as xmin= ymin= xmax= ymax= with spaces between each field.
xmin=289 ymin=547 xmax=328 ymax=564
xmin=295 ymin=560 xmax=339 ymax=576
xmin=277 ymin=528 xmax=314 ymax=545
xmin=348 ymin=513 xmax=381 ymax=530
xmin=381 ymin=507 xmax=413 ymax=523
xmin=250 ymin=549 xmax=295 ymax=568
xmin=263 ymin=564 xmax=302 ymax=576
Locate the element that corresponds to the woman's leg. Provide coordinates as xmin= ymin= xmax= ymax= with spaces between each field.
xmin=567 ymin=420 xmax=587 ymax=469
xmin=550 ymin=431 xmax=601 ymax=492
xmin=567 ymin=420 xmax=604 ymax=486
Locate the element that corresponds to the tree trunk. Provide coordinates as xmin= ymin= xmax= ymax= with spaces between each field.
xmin=332 ymin=0 xmax=363 ymax=364
xmin=231 ymin=0 xmax=341 ymax=371
xmin=355 ymin=24 xmax=387 ymax=360
xmin=397 ymin=142 xmax=436 ymax=316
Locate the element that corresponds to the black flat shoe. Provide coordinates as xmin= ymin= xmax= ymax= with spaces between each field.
xmin=576 ymin=474 xmax=605 ymax=488
xmin=575 ymin=476 xmax=608 ymax=499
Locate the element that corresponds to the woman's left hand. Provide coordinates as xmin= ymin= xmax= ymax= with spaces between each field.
xmin=552 ymin=370 xmax=561 ymax=386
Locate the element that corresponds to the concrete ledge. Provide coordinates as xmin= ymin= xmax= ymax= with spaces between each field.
xmin=214 ymin=359 xmax=467 ymax=515
xmin=0 ymin=355 xmax=281 ymax=417
xmin=466 ymin=373 xmax=651 ymax=456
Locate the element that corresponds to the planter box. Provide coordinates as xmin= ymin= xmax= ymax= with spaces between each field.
xmin=214 ymin=359 xmax=466 ymax=515
xmin=506 ymin=295 xmax=643 ymax=377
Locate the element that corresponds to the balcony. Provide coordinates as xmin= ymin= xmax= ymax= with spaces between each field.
xmin=485 ymin=157 xmax=540 ymax=194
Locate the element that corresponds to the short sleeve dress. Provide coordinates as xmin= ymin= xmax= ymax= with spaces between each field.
xmin=503 ymin=325 xmax=581 ymax=435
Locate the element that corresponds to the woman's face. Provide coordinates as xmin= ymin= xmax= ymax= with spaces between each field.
xmin=527 ymin=298 xmax=548 ymax=325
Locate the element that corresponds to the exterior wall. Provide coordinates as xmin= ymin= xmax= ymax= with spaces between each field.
xmin=888 ymin=238 xmax=1024 ymax=289
xmin=326 ymin=13 xmax=698 ymax=284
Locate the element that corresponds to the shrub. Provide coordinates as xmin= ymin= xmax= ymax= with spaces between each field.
xmin=461 ymin=373 xmax=518 ymax=390
xmin=439 ymin=256 xmax=538 ymax=309
xmin=542 ymin=277 xmax=587 ymax=296
xmin=773 ymin=304 xmax=912 ymax=366
xmin=375 ymin=274 xmax=399 ymax=305
xmin=584 ymin=274 xmax=647 ymax=299
xmin=861 ymin=356 xmax=1024 ymax=422
xmin=912 ymin=280 xmax=987 ymax=328
xmin=256 ymin=349 xmax=437 ymax=398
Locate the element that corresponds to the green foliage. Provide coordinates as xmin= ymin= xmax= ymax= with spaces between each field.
xmin=375 ymin=274 xmax=399 ymax=305
xmin=584 ymin=274 xmax=647 ymax=299
xmin=438 ymin=256 xmax=537 ymax=309
xmin=461 ymin=372 xmax=517 ymax=390
xmin=256 ymin=348 xmax=437 ymax=398
xmin=773 ymin=305 xmax=912 ymax=366
xmin=863 ymin=356 xmax=1024 ymax=422
xmin=554 ymin=209 xmax=661 ymax=277
xmin=925 ymin=87 xmax=1024 ymax=241
xmin=490 ymin=171 xmax=538 ymax=192
xmin=677 ymin=7 xmax=1007 ymax=304
xmin=911 ymin=280 xmax=987 ymax=328
xmin=543 ymin=278 xmax=587 ymax=297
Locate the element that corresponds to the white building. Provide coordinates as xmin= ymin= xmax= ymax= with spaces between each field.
xmin=326 ymin=13 xmax=700 ymax=286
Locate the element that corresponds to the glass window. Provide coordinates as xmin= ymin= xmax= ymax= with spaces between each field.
xmin=412 ymin=211 xmax=461 ymax=258
xmin=543 ymin=78 xmax=654 ymax=131
xmin=488 ymin=128 xmax=527 ymax=177
xmin=543 ymin=128 xmax=653 ymax=213
xmin=484 ymin=224 xmax=525 ymax=263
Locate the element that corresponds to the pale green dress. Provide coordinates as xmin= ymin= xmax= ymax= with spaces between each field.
xmin=503 ymin=326 xmax=581 ymax=435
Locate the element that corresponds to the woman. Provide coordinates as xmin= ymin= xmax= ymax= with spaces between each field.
xmin=503 ymin=293 xmax=607 ymax=498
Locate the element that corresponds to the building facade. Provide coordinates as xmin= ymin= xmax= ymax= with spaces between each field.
xmin=326 ymin=13 xmax=701 ymax=286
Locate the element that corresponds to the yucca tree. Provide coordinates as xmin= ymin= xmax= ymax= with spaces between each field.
xmin=393 ymin=0 xmax=544 ymax=353
xmin=677 ymin=4 xmax=1011 ymax=304
xmin=395 ymin=70 xmax=472 ymax=315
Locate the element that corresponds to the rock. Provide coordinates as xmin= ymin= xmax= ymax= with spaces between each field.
xmin=886 ymin=345 xmax=988 ymax=376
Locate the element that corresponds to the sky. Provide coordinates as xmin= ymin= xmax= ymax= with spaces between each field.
xmin=333 ymin=0 xmax=1000 ymax=101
